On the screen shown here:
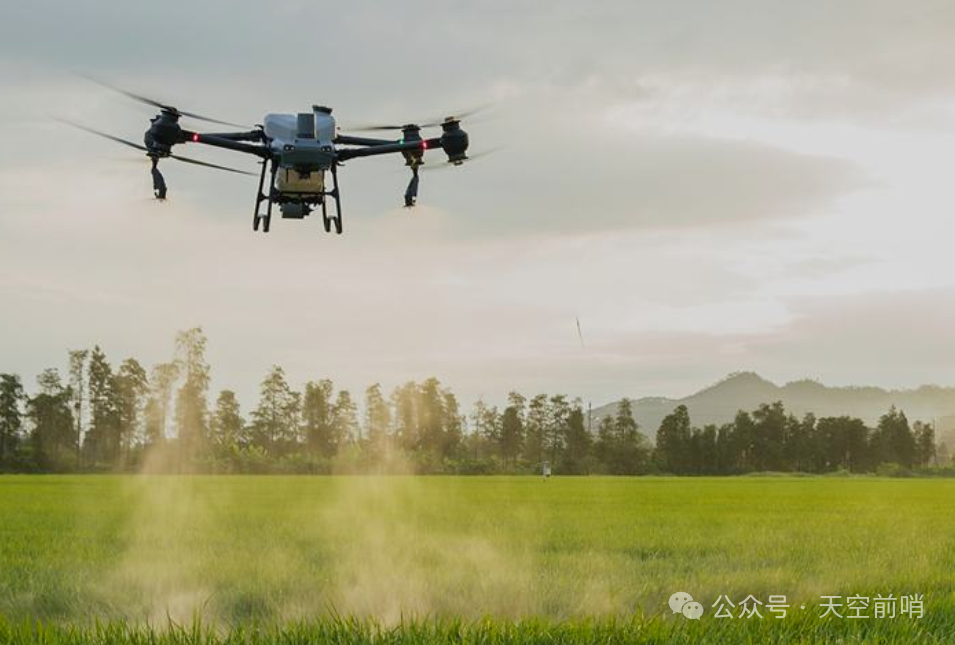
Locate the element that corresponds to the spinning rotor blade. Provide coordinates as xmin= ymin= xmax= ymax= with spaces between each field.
xmin=59 ymin=119 xmax=254 ymax=175
xmin=168 ymin=154 xmax=256 ymax=175
xmin=346 ymin=122 xmax=408 ymax=132
xmin=419 ymin=148 xmax=499 ymax=171
xmin=418 ymin=104 xmax=491 ymax=128
xmin=113 ymin=154 xmax=255 ymax=176
xmin=58 ymin=119 xmax=148 ymax=152
xmin=345 ymin=103 xmax=492 ymax=132
xmin=81 ymin=75 xmax=248 ymax=128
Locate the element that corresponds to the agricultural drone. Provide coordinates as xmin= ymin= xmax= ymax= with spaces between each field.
xmin=65 ymin=81 xmax=484 ymax=234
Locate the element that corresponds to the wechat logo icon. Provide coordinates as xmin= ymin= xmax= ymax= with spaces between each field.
xmin=669 ymin=591 xmax=704 ymax=620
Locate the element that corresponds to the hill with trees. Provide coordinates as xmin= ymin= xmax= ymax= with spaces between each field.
xmin=593 ymin=371 xmax=955 ymax=442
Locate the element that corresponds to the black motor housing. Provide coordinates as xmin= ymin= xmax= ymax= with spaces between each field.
xmin=440 ymin=119 xmax=469 ymax=163
xmin=144 ymin=111 xmax=183 ymax=155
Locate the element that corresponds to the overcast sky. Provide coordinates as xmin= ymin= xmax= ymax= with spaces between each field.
xmin=3 ymin=0 xmax=955 ymax=409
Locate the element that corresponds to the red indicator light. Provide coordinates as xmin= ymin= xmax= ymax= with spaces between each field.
xmin=192 ymin=133 xmax=200 ymax=142
xmin=421 ymin=140 xmax=428 ymax=150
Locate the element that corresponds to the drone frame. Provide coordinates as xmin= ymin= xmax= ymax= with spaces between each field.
xmin=148 ymin=118 xmax=464 ymax=234
xmin=66 ymin=81 xmax=475 ymax=235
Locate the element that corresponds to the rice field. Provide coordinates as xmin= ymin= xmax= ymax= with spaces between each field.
xmin=0 ymin=475 xmax=953 ymax=643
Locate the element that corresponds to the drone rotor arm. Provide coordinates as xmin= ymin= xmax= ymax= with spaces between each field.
xmin=337 ymin=137 xmax=443 ymax=162
xmin=180 ymin=130 xmax=271 ymax=158
xmin=334 ymin=134 xmax=394 ymax=147
xmin=189 ymin=130 xmax=266 ymax=143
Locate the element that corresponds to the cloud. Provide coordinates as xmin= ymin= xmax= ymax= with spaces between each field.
xmin=739 ymin=288 xmax=955 ymax=389
xmin=452 ymin=127 xmax=862 ymax=235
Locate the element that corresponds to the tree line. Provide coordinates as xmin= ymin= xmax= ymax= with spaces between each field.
xmin=0 ymin=328 xmax=945 ymax=475
xmin=654 ymin=402 xmax=938 ymax=475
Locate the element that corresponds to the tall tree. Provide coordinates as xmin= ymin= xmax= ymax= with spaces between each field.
xmin=303 ymin=379 xmax=336 ymax=457
xmin=787 ymin=412 xmax=817 ymax=473
xmin=715 ymin=423 xmax=736 ymax=474
xmin=364 ymin=383 xmax=391 ymax=458
xmin=391 ymin=382 xmax=419 ymax=451
xmin=751 ymin=402 xmax=788 ymax=471
xmin=145 ymin=361 xmax=179 ymax=447
xmin=732 ymin=410 xmax=757 ymax=472
xmin=114 ymin=358 xmax=148 ymax=466
xmin=0 ymin=374 xmax=26 ymax=467
xmin=286 ymin=390 xmax=303 ymax=447
xmin=67 ymin=350 xmax=89 ymax=469
xmin=331 ymin=389 xmax=360 ymax=447
xmin=546 ymin=395 xmax=571 ymax=466
xmin=817 ymin=416 xmax=869 ymax=472
xmin=913 ymin=421 xmax=936 ymax=467
xmin=211 ymin=390 xmax=245 ymax=450
xmin=610 ymin=398 xmax=649 ymax=475
xmin=656 ymin=405 xmax=692 ymax=474
xmin=523 ymin=394 xmax=548 ymax=465
xmin=470 ymin=399 xmax=500 ymax=460
xmin=85 ymin=346 xmax=118 ymax=466
xmin=27 ymin=369 xmax=75 ymax=470
xmin=441 ymin=390 xmax=463 ymax=459
xmin=594 ymin=415 xmax=616 ymax=472
xmin=561 ymin=400 xmax=592 ymax=474
xmin=418 ymin=378 xmax=446 ymax=456
xmin=695 ymin=424 xmax=719 ymax=475
xmin=872 ymin=406 xmax=916 ymax=467
xmin=251 ymin=365 xmax=298 ymax=455
xmin=500 ymin=394 xmax=525 ymax=467
xmin=506 ymin=392 xmax=526 ymax=425
xmin=174 ymin=328 xmax=211 ymax=460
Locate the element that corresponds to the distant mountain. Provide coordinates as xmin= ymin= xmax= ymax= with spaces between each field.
xmin=592 ymin=372 xmax=955 ymax=443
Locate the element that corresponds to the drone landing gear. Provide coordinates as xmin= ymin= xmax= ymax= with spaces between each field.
xmin=150 ymin=156 xmax=168 ymax=201
xmin=404 ymin=166 xmax=420 ymax=208
xmin=252 ymin=159 xmax=277 ymax=233
xmin=252 ymin=160 xmax=343 ymax=235
xmin=321 ymin=163 xmax=343 ymax=235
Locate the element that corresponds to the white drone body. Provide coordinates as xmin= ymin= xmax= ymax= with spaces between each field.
xmin=262 ymin=107 xmax=338 ymax=218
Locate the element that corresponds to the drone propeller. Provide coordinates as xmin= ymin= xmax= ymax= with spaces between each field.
xmin=59 ymin=119 xmax=255 ymax=200
xmin=417 ymin=105 xmax=491 ymax=129
xmin=58 ymin=119 xmax=148 ymax=152
xmin=345 ymin=104 xmax=491 ymax=132
xmin=418 ymin=148 xmax=499 ymax=171
xmin=167 ymin=154 xmax=256 ymax=175
xmin=59 ymin=120 xmax=254 ymax=174
xmin=80 ymin=75 xmax=248 ymax=128
xmin=110 ymin=154 xmax=255 ymax=175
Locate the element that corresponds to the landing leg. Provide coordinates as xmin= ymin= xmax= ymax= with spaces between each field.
xmin=404 ymin=167 xmax=419 ymax=207
xmin=330 ymin=163 xmax=343 ymax=235
xmin=321 ymin=190 xmax=332 ymax=233
xmin=252 ymin=159 xmax=268 ymax=231
xmin=263 ymin=162 xmax=278 ymax=233
xmin=151 ymin=156 xmax=168 ymax=201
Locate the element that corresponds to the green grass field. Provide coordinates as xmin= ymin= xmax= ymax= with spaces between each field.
xmin=0 ymin=475 xmax=953 ymax=643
